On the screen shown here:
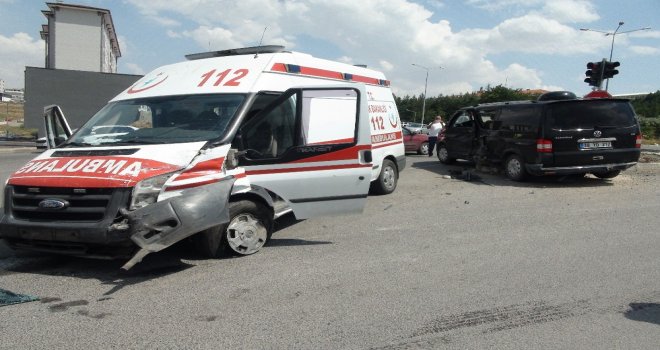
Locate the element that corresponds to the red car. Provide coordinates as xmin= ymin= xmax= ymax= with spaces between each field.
xmin=402 ymin=126 xmax=429 ymax=155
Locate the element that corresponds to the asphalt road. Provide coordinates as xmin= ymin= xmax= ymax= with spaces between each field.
xmin=1 ymin=152 xmax=659 ymax=349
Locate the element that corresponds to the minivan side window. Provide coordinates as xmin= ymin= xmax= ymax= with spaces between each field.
xmin=499 ymin=105 xmax=541 ymax=132
xmin=452 ymin=111 xmax=474 ymax=128
xmin=477 ymin=108 xmax=497 ymax=129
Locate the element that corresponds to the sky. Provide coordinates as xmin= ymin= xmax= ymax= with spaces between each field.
xmin=1 ymin=0 xmax=659 ymax=98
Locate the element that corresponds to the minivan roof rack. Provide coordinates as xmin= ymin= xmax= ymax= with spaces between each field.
xmin=185 ymin=45 xmax=287 ymax=60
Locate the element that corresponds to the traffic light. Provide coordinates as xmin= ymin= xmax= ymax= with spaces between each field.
xmin=584 ymin=61 xmax=603 ymax=88
xmin=603 ymin=61 xmax=620 ymax=79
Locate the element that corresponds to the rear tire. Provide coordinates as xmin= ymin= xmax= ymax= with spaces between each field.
xmin=593 ymin=170 xmax=621 ymax=179
xmin=194 ymin=200 xmax=272 ymax=258
xmin=372 ymin=159 xmax=398 ymax=195
xmin=504 ymin=154 xmax=528 ymax=181
xmin=437 ymin=144 xmax=455 ymax=164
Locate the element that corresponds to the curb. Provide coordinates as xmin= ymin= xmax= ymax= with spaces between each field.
xmin=0 ymin=147 xmax=35 ymax=154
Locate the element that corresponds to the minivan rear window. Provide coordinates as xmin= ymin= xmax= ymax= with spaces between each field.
xmin=547 ymin=100 xmax=636 ymax=130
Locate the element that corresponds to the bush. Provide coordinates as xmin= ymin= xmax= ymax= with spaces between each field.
xmin=639 ymin=118 xmax=660 ymax=141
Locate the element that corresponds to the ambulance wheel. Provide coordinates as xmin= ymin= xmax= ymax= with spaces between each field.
xmin=372 ymin=159 xmax=398 ymax=195
xmin=194 ymin=200 xmax=272 ymax=258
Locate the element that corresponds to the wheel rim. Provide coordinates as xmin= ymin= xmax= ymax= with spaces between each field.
xmin=382 ymin=165 xmax=396 ymax=190
xmin=507 ymin=157 xmax=522 ymax=178
xmin=421 ymin=143 xmax=429 ymax=155
xmin=226 ymin=213 xmax=267 ymax=255
xmin=438 ymin=147 xmax=448 ymax=161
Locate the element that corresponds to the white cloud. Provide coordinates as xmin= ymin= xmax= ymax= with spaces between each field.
xmin=629 ymin=30 xmax=660 ymax=39
xmin=457 ymin=14 xmax=599 ymax=55
xmin=379 ymin=60 xmax=394 ymax=72
xmin=628 ymin=45 xmax=660 ymax=55
xmin=118 ymin=0 xmax=637 ymax=95
xmin=541 ymin=0 xmax=599 ymax=23
xmin=466 ymin=0 xmax=543 ymax=12
xmin=122 ymin=63 xmax=146 ymax=75
xmin=502 ymin=63 xmax=542 ymax=88
xmin=0 ymin=32 xmax=42 ymax=88
xmin=166 ymin=30 xmax=182 ymax=39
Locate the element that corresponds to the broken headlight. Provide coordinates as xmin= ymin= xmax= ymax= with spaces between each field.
xmin=129 ymin=172 xmax=176 ymax=210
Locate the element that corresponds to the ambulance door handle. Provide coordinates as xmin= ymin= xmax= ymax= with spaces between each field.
xmin=361 ymin=150 xmax=372 ymax=163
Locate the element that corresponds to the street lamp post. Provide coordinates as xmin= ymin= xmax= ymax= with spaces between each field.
xmin=4 ymin=102 xmax=9 ymax=139
xmin=580 ymin=21 xmax=651 ymax=90
xmin=405 ymin=108 xmax=416 ymax=122
xmin=412 ymin=64 xmax=442 ymax=126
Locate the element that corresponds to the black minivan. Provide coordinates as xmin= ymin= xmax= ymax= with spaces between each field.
xmin=436 ymin=92 xmax=642 ymax=181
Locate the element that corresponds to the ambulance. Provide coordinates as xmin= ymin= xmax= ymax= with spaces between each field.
xmin=0 ymin=46 xmax=405 ymax=269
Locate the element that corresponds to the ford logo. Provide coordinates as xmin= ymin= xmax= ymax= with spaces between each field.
xmin=38 ymin=199 xmax=69 ymax=210
xmin=593 ymin=130 xmax=602 ymax=137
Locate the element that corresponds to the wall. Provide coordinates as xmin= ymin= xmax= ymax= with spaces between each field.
xmin=24 ymin=67 xmax=142 ymax=136
xmin=52 ymin=8 xmax=102 ymax=72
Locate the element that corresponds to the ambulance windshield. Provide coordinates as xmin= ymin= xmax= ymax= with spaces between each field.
xmin=65 ymin=94 xmax=245 ymax=146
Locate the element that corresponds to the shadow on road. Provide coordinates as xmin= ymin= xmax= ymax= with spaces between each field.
xmin=409 ymin=156 xmax=615 ymax=188
xmin=624 ymin=303 xmax=660 ymax=326
xmin=0 ymin=212 xmax=323 ymax=295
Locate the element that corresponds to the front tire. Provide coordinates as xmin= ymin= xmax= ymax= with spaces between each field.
xmin=504 ymin=154 xmax=528 ymax=181
xmin=194 ymin=200 xmax=272 ymax=258
xmin=437 ymin=144 xmax=455 ymax=164
xmin=372 ymin=159 xmax=398 ymax=195
xmin=593 ymin=170 xmax=621 ymax=179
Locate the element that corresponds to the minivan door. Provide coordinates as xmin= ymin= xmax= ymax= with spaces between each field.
xmin=445 ymin=110 xmax=477 ymax=158
xmin=43 ymin=105 xmax=72 ymax=149
xmin=238 ymin=85 xmax=372 ymax=219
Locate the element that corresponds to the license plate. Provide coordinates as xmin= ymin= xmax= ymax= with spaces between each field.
xmin=579 ymin=141 xmax=612 ymax=149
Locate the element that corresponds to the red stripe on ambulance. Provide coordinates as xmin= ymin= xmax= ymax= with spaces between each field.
xmin=8 ymin=157 xmax=180 ymax=188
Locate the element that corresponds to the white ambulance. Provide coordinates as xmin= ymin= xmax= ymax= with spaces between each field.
xmin=0 ymin=46 xmax=405 ymax=269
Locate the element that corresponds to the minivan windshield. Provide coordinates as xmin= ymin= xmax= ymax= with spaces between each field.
xmin=64 ymin=94 xmax=245 ymax=146
xmin=547 ymin=100 xmax=636 ymax=130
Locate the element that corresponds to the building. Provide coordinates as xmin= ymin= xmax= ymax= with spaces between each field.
xmin=25 ymin=2 xmax=140 ymax=137
xmin=40 ymin=2 xmax=121 ymax=73
xmin=4 ymin=88 xmax=24 ymax=103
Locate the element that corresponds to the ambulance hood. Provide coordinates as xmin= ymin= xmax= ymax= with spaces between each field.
xmin=8 ymin=142 xmax=208 ymax=188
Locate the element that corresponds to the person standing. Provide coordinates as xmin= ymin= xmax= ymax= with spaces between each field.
xmin=427 ymin=116 xmax=444 ymax=157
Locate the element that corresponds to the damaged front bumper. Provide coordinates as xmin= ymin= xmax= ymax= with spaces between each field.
xmin=0 ymin=180 xmax=234 ymax=269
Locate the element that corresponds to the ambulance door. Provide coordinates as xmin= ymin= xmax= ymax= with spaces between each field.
xmin=238 ymin=85 xmax=372 ymax=219
xmin=43 ymin=105 xmax=72 ymax=149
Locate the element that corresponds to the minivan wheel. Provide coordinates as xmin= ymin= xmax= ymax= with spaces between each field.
xmin=372 ymin=159 xmax=398 ymax=195
xmin=194 ymin=200 xmax=272 ymax=258
xmin=504 ymin=154 xmax=528 ymax=181
xmin=437 ymin=145 xmax=455 ymax=164
xmin=418 ymin=142 xmax=429 ymax=155
xmin=593 ymin=170 xmax=621 ymax=179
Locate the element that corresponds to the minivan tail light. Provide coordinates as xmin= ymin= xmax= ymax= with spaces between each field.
xmin=536 ymin=138 xmax=553 ymax=153
xmin=635 ymin=134 xmax=642 ymax=148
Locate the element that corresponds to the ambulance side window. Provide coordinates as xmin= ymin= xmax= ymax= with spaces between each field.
xmin=242 ymin=94 xmax=296 ymax=159
xmin=300 ymin=89 xmax=357 ymax=145
xmin=240 ymin=88 xmax=358 ymax=160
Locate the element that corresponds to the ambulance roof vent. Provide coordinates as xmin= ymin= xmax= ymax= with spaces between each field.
xmin=185 ymin=45 xmax=287 ymax=60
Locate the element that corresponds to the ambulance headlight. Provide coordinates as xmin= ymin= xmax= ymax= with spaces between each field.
xmin=130 ymin=172 xmax=176 ymax=210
